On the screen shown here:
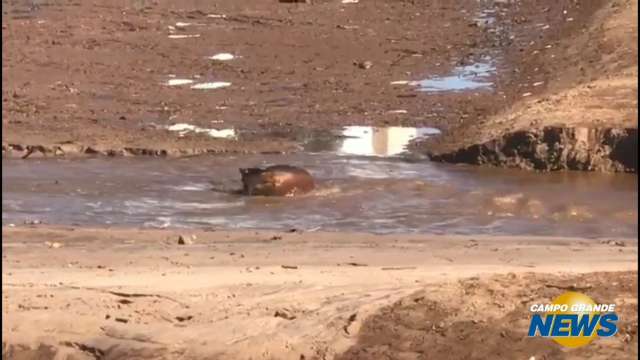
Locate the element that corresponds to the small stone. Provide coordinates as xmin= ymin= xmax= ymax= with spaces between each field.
xmin=274 ymin=308 xmax=296 ymax=320
xmin=356 ymin=60 xmax=373 ymax=70
xmin=601 ymin=239 xmax=625 ymax=247
xmin=45 ymin=241 xmax=63 ymax=249
xmin=177 ymin=234 xmax=195 ymax=245
xmin=175 ymin=315 xmax=194 ymax=322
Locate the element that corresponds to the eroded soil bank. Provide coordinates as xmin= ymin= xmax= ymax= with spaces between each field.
xmin=426 ymin=126 xmax=638 ymax=172
xmin=3 ymin=0 xmax=636 ymax=171
xmin=1 ymin=227 xmax=638 ymax=359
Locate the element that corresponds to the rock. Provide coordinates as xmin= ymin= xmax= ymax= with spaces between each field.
xmin=355 ymin=60 xmax=373 ymax=69
xmin=175 ymin=315 xmax=193 ymax=322
xmin=45 ymin=241 xmax=63 ymax=249
xmin=600 ymin=239 xmax=626 ymax=247
xmin=274 ymin=308 xmax=296 ymax=320
xmin=177 ymin=234 xmax=195 ymax=245
xmin=57 ymin=142 xmax=84 ymax=155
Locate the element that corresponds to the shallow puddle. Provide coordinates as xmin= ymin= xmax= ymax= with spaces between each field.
xmin=165 ymin=123 xmax=236 ymax=139
xmin=327 ymin=126 xmax=440 ymax=157
xmin=2 ymin=155 xmax=637 ymax=238
xmin=412 ymin=60 xmax=495 ymax=92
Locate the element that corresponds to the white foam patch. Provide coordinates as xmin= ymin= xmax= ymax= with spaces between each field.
xmin=167 ymin=183 xmax=212 ymax=191
xmin=126 ymin=199 xmax=242 ymax=211
xmin=190 ymin=82 xmax=231 ymax=90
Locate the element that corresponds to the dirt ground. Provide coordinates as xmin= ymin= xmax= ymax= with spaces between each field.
xmin=2 ymin=226 xmax=637 ymax=359
xmin=422 ymin=0 xmax=638 ymax=156
xmin=2 ymin=0 xmax=636 ymax=156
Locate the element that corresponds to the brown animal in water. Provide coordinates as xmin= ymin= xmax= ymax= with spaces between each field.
xmin=239 ymin=165 xmax=315 ymax=196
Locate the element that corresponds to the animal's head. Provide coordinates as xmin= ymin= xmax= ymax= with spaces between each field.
xmin=239 ymin=168 xmax=263 ymax=178
xmin=239 ymin=168 xmax=271 ymax=194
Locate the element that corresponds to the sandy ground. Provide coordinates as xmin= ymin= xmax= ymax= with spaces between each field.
xmin=2 ymin=226 xmax=637 ymax=359
xmin=2 ymin=0 xmax=635 ymax=157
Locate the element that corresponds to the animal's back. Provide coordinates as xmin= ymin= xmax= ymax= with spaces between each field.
xmin=240 ymin=165 xmax=315 ymax=196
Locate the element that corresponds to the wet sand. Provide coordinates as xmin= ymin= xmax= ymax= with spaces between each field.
xmin=2 ymin=226 xmax=637 ymax=359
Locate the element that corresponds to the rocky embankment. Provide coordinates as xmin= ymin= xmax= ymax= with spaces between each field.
xmin=428 ymin=127 xmax=637 ymax=173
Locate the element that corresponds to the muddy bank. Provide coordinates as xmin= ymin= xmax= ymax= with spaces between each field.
xmin=426 ymin=126 xmax=638 ymax=173
xmin=1 ymin=139 xmax=299 ymax=159
xmin=3 ymin=0 xmax=634 ymax=160
xmin=1 ymin=227 xmax=637 ymax=359
xmin=419 ymin=0 xmax=637 ymax=172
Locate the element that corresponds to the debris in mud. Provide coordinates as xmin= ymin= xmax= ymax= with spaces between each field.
xmin=44 ymin=241 xmax=63 ymax=249
xmin=544 ymin=283 xmax=593 ymax=291
xmin=165 ymin=79 xmax=194 ymax=86
xmin=274 ymin=308 xmax=296 ymax=320
xmin=339 ymin=262 xmax=368 ymax=267
xmin=464 ymin=240 xmax=479 ymax=248
xmin=343 ymin=313 xmax=358 ymax=335
xmin=600 ymin=239 xmax=626 ymax=247
xmin=281 ymin=265 xmax=299 ymax=270
xmin=208 ymin=53 xmax=235 ymax=61
xmin=168 ymin=34 xmax=200 ymax=39
xmin=190 ymin=82 xmax=232 ymax=90
xmin=175 ymin=315 xmax=194 ymax=322
xmin=355 ymin=60 xmax=373 ymax=70
xmin=177 ymin=234 xmax=196 ymax=245
xmin=114 ymin=317 xmax=129 ymax=324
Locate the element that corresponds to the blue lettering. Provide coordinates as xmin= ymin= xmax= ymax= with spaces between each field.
xmin=551 ymin=314 xmax=575 ymax=337
xmin=572 ymin=314 xmax=601 ymax=336
xmin=528 ymin=314 xmax=553 ymax=337
xmin=597 ymin=313 xmax=619 ymax=337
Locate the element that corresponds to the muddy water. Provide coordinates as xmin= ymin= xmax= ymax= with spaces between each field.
xmin=2 ymin=154 xmax=637 ymax=238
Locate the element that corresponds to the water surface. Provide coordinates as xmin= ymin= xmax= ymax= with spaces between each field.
xmin=3 ymin=154 xmax=637 ymax=238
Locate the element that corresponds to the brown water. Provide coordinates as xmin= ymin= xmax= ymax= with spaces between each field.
xmin=2 ymin=154 xmax=637 ymax=238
